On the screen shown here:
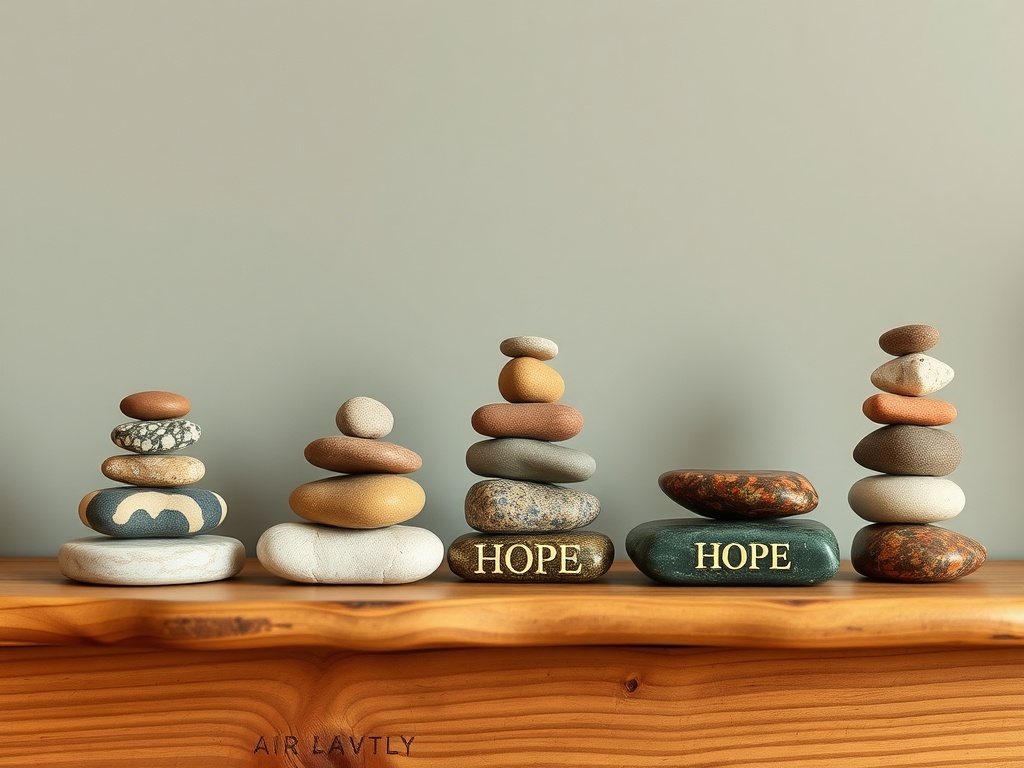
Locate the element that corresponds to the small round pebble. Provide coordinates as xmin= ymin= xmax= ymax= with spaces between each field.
xmin=878 ymin=324 xmax=940 ymax=356
xmin=499 ymin=336 xmax=558 ymax=360
xmin=119 ymin=391 xmax=191 ymax=420
xmin=497 ymin=358 xmax=565 ymax=403
xmin=59 ymin=535 xmax=245 ymax=586
xmin=336 ymin=396 xmax=394 ymax=439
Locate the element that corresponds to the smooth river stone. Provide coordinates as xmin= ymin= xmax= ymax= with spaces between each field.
xmin=862 ymin=393 xmax=957 ymax=426
xmin=626 ymin=518 xmax=840 ymax=586
xmin=851 ymin=524 xmax=986 ymax=582
xmin=79 ymin=487 xmax=227 ymax=538
xmin=256 ymin=522 xmax=444 ymax=584
xmin=466 ymin=438 xmax=596 ymax=483
xmin=870 ymin=354 xmax=954 ymax=397
xmin=878 ymin=324 xmax=940 ymax=356
xmin=658 ymin=470 xmax=818 ymax=520
xmin=59 ymin=535 xmax=244 ymax=586
xmin=848 ymin=475 xmax=965 ymax=523
xmin=289 ymin=475 xmax=425 ymax=528
xmin=447 ymin=531 xmax=614 ymax=583
xmin=853 ymin=425 xmax=962 ymax=476
xmin=304 ymin=437 xmax=422 ymax=474
xmin=471 ymin=403 xmax=583 ymax=442
xmin=111 ymin=419 xmax=201 ymax=454
xmin=497 ymin=358 xmax=565 ymax=404
xmin=336 ymin=396 xmax=394 ymax=439
xmin=465 ymin=479 xmax=600 ymax=533
xmin=101 ymin=454 xmax=206 ymax=487
xmin=119 ymin=390 xmax=191 ymax=420
xmin=499 ymin=336 xmax=558 ymax=361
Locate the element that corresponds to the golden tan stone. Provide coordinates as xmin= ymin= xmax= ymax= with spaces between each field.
xmin=289 ymin=475 xmax=425 ymax=528
xmin=100 ymin=455 xmax=206 ymax=487
xmin=497 ymin=358 xmax=565 ymax=403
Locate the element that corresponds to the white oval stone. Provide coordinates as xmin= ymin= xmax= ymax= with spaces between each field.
xmin=848 ymin=475 xmax=966 ymax=524
xmin=499 ymin=336 xmax=558 ymax=360
xmin=870 ymin=354 xmax=954 ymax=397
xmin=58 ymin=535 xmax=245 ymax=585
xmin=336 ymin=396 xmax=394 ymax=439
xmin=256 ymin=522 xmax=444 ymax=584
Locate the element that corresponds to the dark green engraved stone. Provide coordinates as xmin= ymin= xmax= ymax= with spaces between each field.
xmin=447 ymin=531 xmax=614 ymax=583
xmin=626 ymin=518 xmax=840 ymax=586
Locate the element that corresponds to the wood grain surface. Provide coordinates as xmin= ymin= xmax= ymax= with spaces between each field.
xmin=1 ymin=559 xmax=1023 ymax=650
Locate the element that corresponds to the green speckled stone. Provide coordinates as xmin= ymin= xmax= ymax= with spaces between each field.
xmin=626 ymin=518 xmax=840 ymax=586
xmin=447 ymin=531 xmax=613 ymax=583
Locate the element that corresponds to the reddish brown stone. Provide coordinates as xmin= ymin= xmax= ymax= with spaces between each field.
xmin=657 ymin=470 xmax=818 ymax=520
xmin=119 ymin=391 xmax=191 ymax=420
xmin=862 ymin=393 xmax=957 ymax=426
xmin=878 ymin=324 xmax=940 ymax=356
xmin=471 ymin=403 xmax=583 ymax=441
xmin=851 ymin=524 xmax=986 ymax=582
xmin=303 ymin=437 xmax=422 ymax=474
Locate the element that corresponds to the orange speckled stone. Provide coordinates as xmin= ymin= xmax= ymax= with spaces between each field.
xmin=497 ymin=358 xmax=565 ymax=403
xmin=471 ymin=403 xmax=583 ymax=441
xmin=658 ymin=470 xmax=819 ymax=520
xmin=851 ymin=524 xmax=986 ymax=582
xmin=119 ymin=391 xmax=191 ymax=420
xmin=878 ymin=324 xmax=940 ymax=356
xmin=303 ymin=437 xmax=422 ymax=474
xmin=862 ymin=393 xmax=957 ymax=426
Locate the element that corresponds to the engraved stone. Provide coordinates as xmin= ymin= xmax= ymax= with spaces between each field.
xmin=447 ymin=531 xmax=614 ymax=583
xmin=79 ymin=487 xmax=227 ymax=537
xmin=851 ymin=524 xmax=986 ymax=582
xmin=658 ymin=470 xmax=819 ymax=520
xmin=111 ymin=419 xmax=201 ymax=454
xmin=58 ymin=535 xmax=244 ymax=586
xmin=465 ymin=479 xmax=599 ymax=533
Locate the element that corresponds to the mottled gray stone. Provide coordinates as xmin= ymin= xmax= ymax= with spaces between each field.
xmin=465 ymin=479 xmax=600 ymax=533
xmin=111 ymin=419 xmax=201 ymax=454
xmin=466 ymin=438 xmax=595 ymax=483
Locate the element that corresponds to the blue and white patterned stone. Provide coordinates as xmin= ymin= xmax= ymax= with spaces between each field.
xmin=59 ymin=535 xmax=245 ymax=585
xmin=110 ymin=419 xmax=201 ymax=454
xmin=79 ymin=487 xmax=227 ymax=538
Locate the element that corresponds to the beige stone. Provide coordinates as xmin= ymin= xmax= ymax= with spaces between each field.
xmin=497 ymin=358 xmax=565 ymax=403
xmin=336 ymin=396 xmax=394 ymax=438
xmin=304 ymin=437 xmax=422 ymax=474
xmin=101 ymin=454 xmax=206 ymax=487
xmin=289 ymin=475 xmax=425 ymax=528
xmin=499 ymin=336 xmax=558 ymax=360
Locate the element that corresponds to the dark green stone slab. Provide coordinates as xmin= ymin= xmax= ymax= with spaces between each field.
xmin=447 ymin=531 xmax=613 ymax=583
xmin=626 ymin=518 xmax=840 ymax=586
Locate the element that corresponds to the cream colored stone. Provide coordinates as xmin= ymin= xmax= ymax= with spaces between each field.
xmin=58 ymin=535 xmax=244 ymax=585
xmin=849 ymin=475 xmax=965 ymax=523
xmin=870 ymin=354 xmax=954 ymax=396
xmin=336 ymin=396 xmax=394 ymax=438
xmin=499 ymin=336 xmax=558 ymax=360
xmin=101 ymin=454 xmax=206 ymax=486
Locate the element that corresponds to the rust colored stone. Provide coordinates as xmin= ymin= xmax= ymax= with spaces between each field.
xmin=119 ymin=391 xmax=191 ymax=420
xmin=304 ymin=437 xmax=421 ymax=474
xmin=471 ymin=403 xmax=583 ymax=441
xmin=658 ymin=470 xmax=819 ymax=520
xmin=878 ymin=324 xmax=940 ymax=356
xmin=851 ymin=524 xmax=986 ymax=582
xmin=862 ymin=393 xmax=957 ymax=426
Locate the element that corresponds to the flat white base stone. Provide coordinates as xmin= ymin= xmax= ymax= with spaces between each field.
xmin=257 ymin=521 xmax=444 ymax=584
xmin=58 ymin=535 xmax=245 ymax=586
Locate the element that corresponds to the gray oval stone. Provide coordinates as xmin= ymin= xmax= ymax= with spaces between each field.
xmin=466 ymin=438 xmax=596 ymax=483
xmin=465 ymin=479 xmax=600 ymax=533
xmin=853 ymin=425 xmax=962 ymax=476
xmin=111 ymin=419 xmax=201 ymax=454
xmin=79 ymin=486 xmax=227 ymax=537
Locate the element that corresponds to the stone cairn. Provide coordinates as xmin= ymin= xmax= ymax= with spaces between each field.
xmin=626 ymin=470 xmax=840 ymax=585
xmin=447 ymin=336 xmax=614 ymax=583
xmin=849 ymin=324 xmax=986 ymax=581
xmin=58 ymin=390 xmax=244 ymax=586
xmin=257 ymin=396 xmax=444 ymax=584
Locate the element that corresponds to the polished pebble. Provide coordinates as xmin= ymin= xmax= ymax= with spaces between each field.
xmin=304 ymin=437 xmax=422 ymax=474
xmin=289 ymin=475 xmax=425 ymax=528
xmin=497 ymin=358 xmax=565 ymax=403
xmin=848 ymin=475 xmax=965 ymax=523
xmin=471 ymin=402 xmax=583 ymax=442
xmin=466 ymin=438 xmax=595 ymax=483
xmin=111 ymin=419 xmax=201 ymax=454
xmin=119 ymin=390 xmax=191 ymax=420
xmin=336 ymin=396 xmax=394 ymax=439
xmin=871 ymin=354 xmax=954 ymax=397
xmin=79 ymin=486 xmax=227 ymax=537
xmin=878 ymin=324 xmax=940 ymax=356
xmin=499 ymin=336 xmax=558 ymax=360
xmin=257 ymin=522 xmax=444 ymax=584
xmin=101 ymin=454 xmax=206 ymax=487
xmin=658 ymin=470 xmax=819 ymax=520
xmin=447 ymin=531 xmax=614 ymax=583
xmin=851 ymin=524 xmax=986 ymax=582
xmin=59 ymin=535 xmax=244 ymax=586
xmin=465 ymin=478 xmax=600 ymax=533
xmin=853 ymin=425 xmax=962 ymax=476
xmin=862 ymin=393 xmax=957 ymax=426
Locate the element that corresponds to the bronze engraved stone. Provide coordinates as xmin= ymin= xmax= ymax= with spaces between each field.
xmin=447 ymin=531 xmax=614 ymax=583
xmin=658 ymin=470 xmax=819 ymax=520
xmin=851 ymin=524 xmax=986 ymax=582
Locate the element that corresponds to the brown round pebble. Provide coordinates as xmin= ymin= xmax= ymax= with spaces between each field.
xmin=851 ymin=524 xmax=986 ymax=582
xmin=303 ymin=437 xmax=422 ymax=474
xmin=289 ymin=475 xmax=425 ymax=528
xmin=853 ymin=425 xmax=961 ymax=476
xmin=878 ymin=324 xmax=940 ymax=356
xmin=862 ymin=393 xmax=957 ymax=426
xmin=471 ymin=403 xmax=583 ymax=441
xmin=119 ymin=391 xmax=191 ymax=420
xmin=497 ymin=358 xmax=565 ymax=403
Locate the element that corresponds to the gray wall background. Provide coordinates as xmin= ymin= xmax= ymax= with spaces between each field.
xmin=2 ymin=2 xmax=1022 ymax=560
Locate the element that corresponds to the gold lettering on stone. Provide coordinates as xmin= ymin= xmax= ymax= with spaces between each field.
xmin=749 ymin=542 xmax=769 ymax=570
xmin=470 ymin=542 xmax=588 ymax=575
xmin=560 ymin=544 xmax=582 ymax=574
xmin=474 ymin=543 xmax=503 ymax=574
xmin=694 ymin=542 xmax=721 ymax=569
xmin=536 ymin=544 xmax=558 ymax=574
xmin=504 ymin=543 xmax=534 ymax=575
xmin=693 ymin=542 xmax=794 ymax=570
xmin=771 ymin=542 xmax=792 ymax=570
xmin=721 ymin=542 xmax=747 ymax=570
